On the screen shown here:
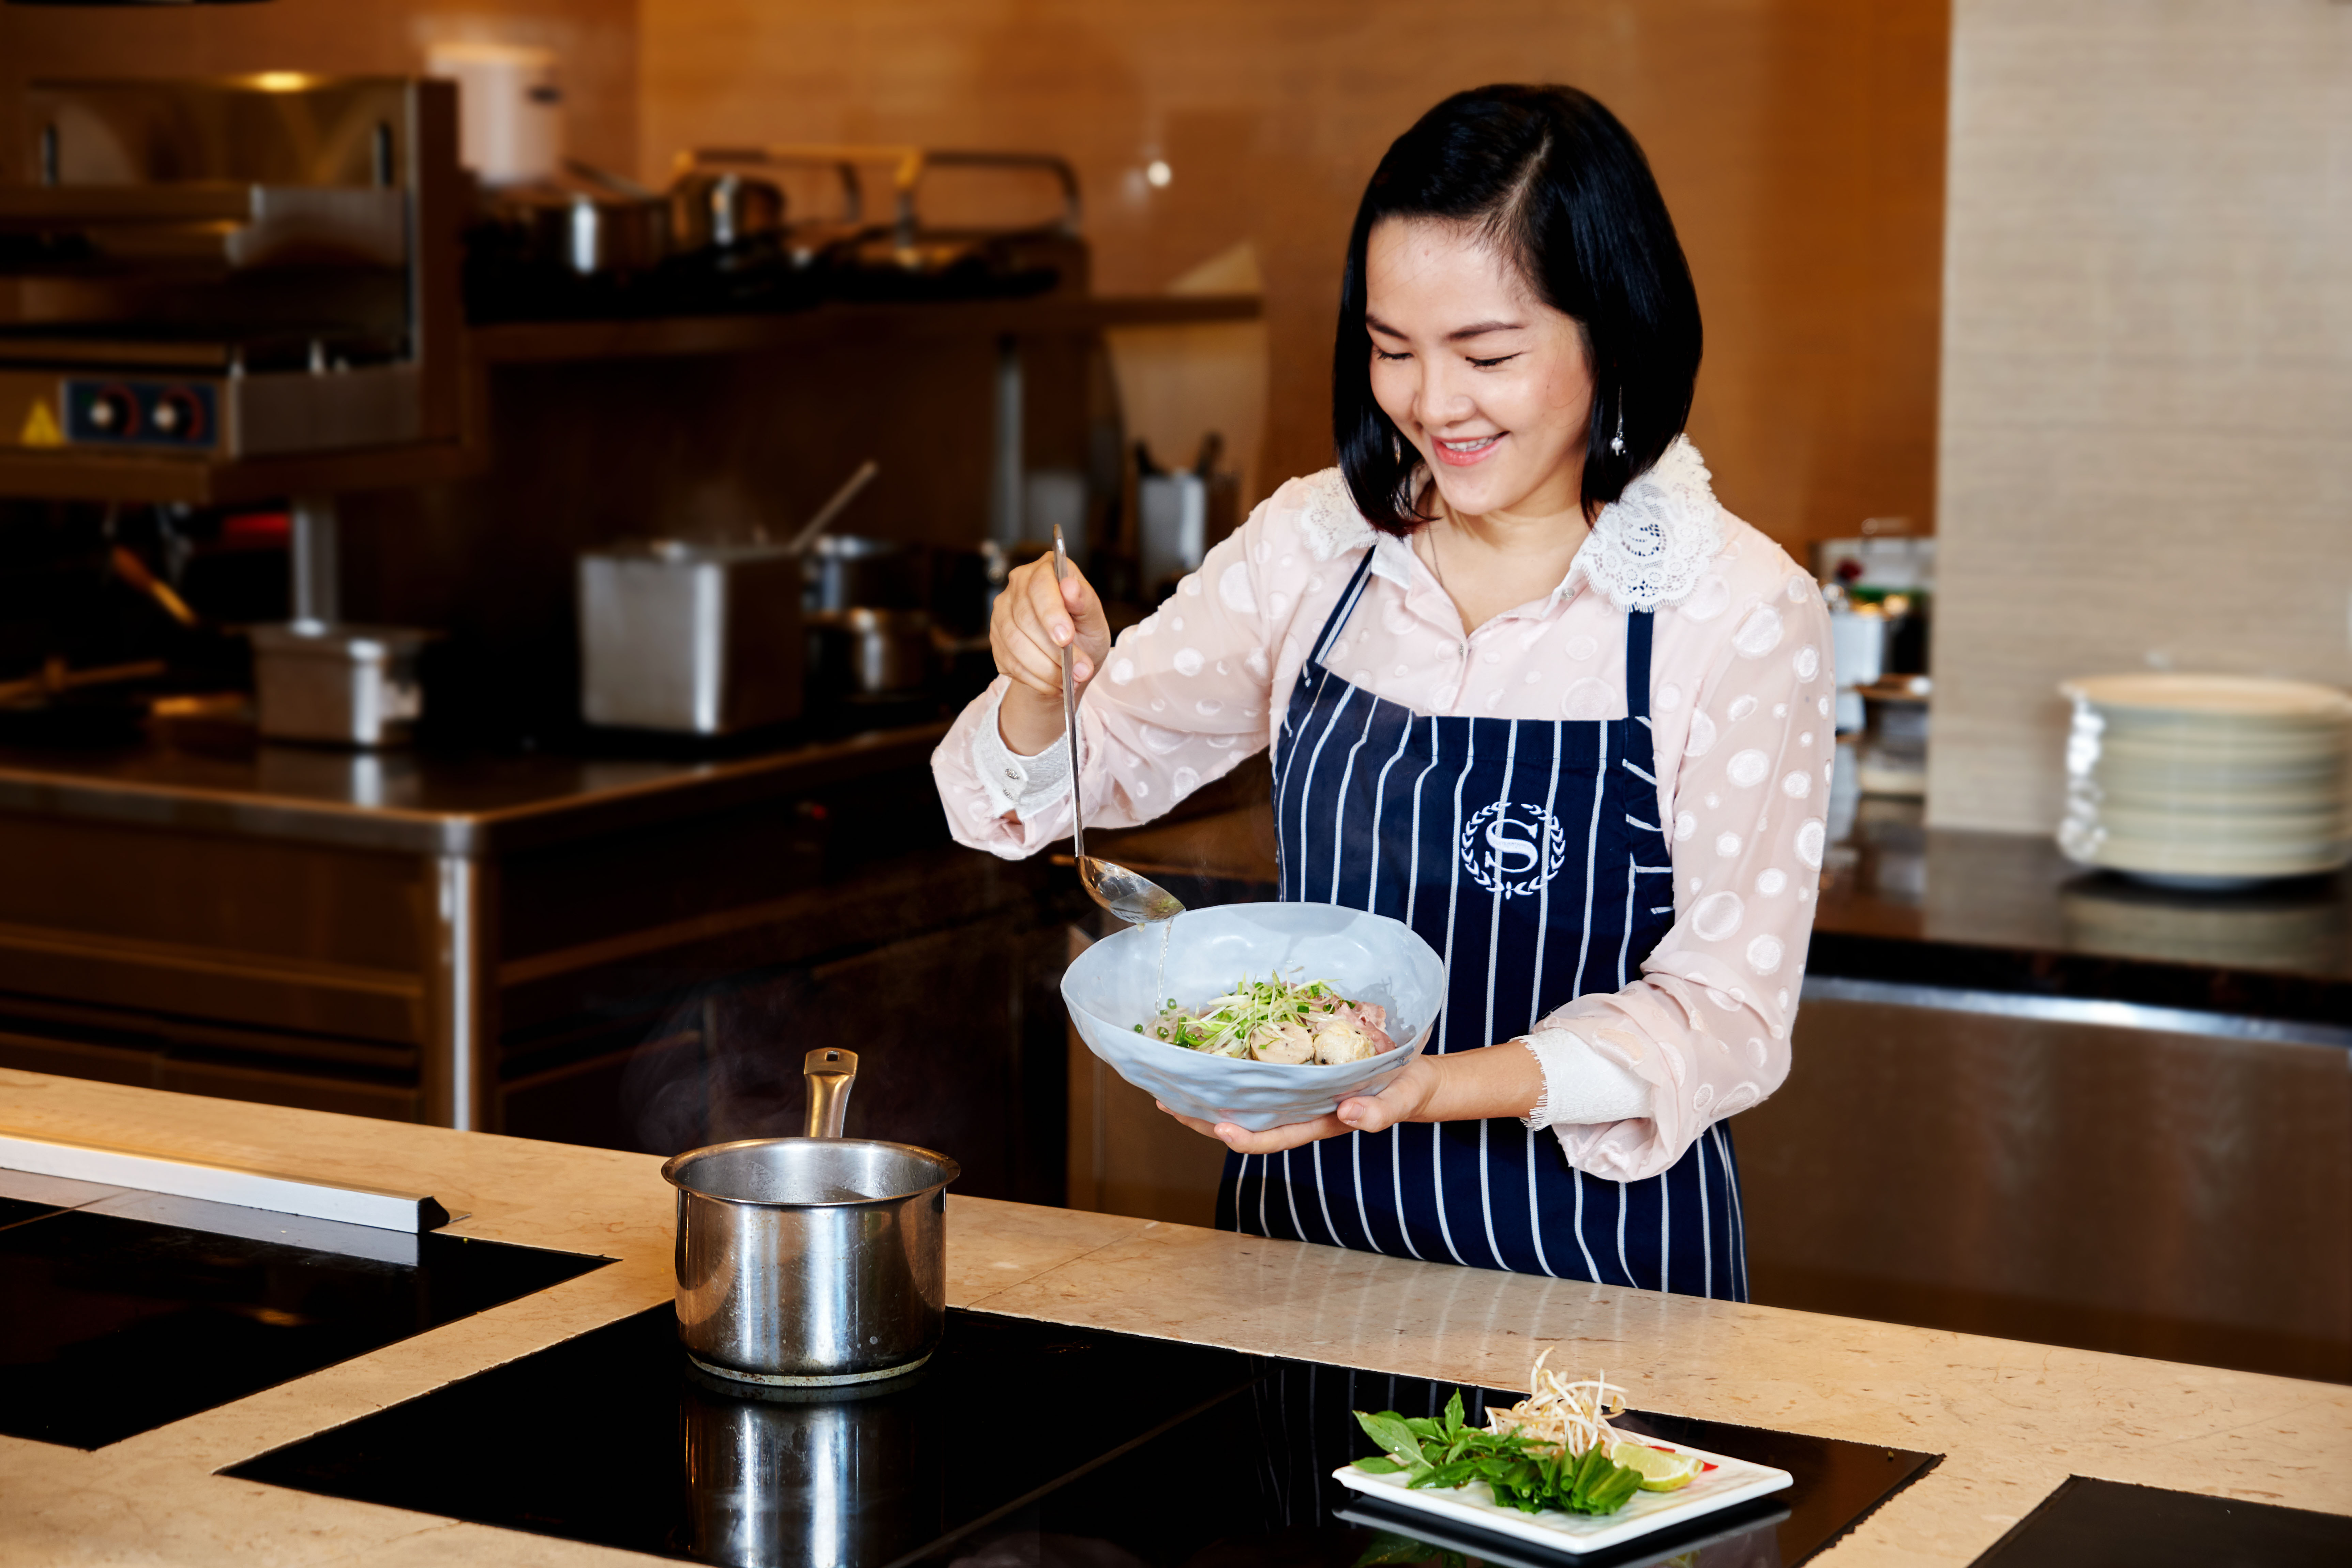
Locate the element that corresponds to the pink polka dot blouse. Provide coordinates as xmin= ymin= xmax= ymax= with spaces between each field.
xmin=932 ymin=439 xmax=1837 ymax=1182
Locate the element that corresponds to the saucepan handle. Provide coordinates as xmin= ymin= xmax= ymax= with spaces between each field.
xmin=803 ymin=1047 xmax=858 ymax=1139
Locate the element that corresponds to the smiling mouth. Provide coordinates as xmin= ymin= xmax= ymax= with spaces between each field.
xmin=1432 ymin=433 xmax=1503 ymax=467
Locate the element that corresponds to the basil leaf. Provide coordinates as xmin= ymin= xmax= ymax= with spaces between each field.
xmin=1443 ymin=1388 xmax=1465 ymax=1436
xmin=1354 ymin=1411 xmax=1422 ymax=1463
xmin=1351 ymin=1456 xmax=1406 ymax=1474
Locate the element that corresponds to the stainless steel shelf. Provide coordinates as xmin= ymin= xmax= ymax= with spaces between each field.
xmin=468 ymin=292 xmax=1264 ymax=365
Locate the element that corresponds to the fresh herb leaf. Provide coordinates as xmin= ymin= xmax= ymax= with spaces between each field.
xmin=1354 ymin=1410 xmax=1423 ymax=1465
xmin=1350 ymin=1359 xmax=1664 ymax=1520
xmin=1410 ymin=1460 xmax=1481 ymax=1490
xmin=1349 ymin=1396 xmax=1648 ymax=1520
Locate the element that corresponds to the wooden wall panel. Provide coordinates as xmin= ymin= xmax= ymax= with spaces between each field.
xmin=0 ymin=0 xmax=639 ymax=178
xmin=1929 ymin=0 xmax=2352 ymax=832
xmin=0 ymin=2 xmax=1948 ymax=551
xmin=638 ymin=0 xmax=1949 ymax=547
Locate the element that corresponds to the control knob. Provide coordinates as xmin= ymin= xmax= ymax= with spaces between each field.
xmin=85 ymin=385 xmax=139 ymax=438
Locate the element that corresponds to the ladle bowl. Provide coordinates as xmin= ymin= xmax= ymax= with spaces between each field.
xmin=1078 ymin=856 xmax=1185 ymax=925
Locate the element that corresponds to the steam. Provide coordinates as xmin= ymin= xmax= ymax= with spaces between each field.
xmin=620 ymin=980 xmax=821 ymax=1155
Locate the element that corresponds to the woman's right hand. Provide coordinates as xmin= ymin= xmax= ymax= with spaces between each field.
xmin=990 ymin=551 xmax=1112 ymax=756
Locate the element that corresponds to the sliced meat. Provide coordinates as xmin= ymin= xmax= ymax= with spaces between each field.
xmin=1250 ymin=1021 xmax=1316 ymax=1064
xmin=1309 ymin=1019 xmax=1377 ymax=1064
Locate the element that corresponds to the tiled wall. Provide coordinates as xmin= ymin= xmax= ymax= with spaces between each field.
xmin=1929 ymin=0 xmax=2352 ymax=832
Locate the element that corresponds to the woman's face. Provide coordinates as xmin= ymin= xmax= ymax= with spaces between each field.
xmin=1365 ymin=217 xmax=1595 ymax=522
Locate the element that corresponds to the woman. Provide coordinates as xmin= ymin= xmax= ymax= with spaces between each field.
xmin=934 ymin=85 xmax=1833 ymax=1299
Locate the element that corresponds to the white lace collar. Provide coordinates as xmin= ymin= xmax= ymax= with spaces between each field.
xmin=1292 ymin=436 xmax=1725 ymax=612
xmin=1564 ymin=436 xmax=1724 ymax=611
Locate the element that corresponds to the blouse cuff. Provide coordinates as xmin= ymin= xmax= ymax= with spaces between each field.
xmin=969 ymin=682 xmax=1071 ymax=818
xmin=1517 ymin=1027 xmax=1653 ymax=1129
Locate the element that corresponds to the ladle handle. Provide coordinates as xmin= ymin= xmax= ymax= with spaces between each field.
xmin=803 ymin=1048 xmax=858 ymax=1139
xmin=1053 ymin=526 xmax=1085 ymax=864
xmin=783 ymin=459 xmax=879 ymax=555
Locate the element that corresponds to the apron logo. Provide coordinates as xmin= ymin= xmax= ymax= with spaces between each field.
xmin=1460 ymin=802 xmax=1569 ymax=899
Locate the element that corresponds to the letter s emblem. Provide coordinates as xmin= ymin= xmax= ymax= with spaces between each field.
xmin=1461 ymin=802 xmax=1569 ymax=899
xmin=1486 ymin=817 xmax=1539 ymax=877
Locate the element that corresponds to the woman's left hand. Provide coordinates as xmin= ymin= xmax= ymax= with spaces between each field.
xmin=1156 ymin=1053 xmax=1447 ymax=1155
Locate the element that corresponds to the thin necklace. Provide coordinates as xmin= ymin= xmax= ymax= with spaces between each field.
xmin=1423 ymin=511 xmax=1473 ymax=637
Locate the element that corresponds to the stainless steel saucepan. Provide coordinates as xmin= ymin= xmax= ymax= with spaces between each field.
xmin=661 ymin=1049 xmax=959 ymax=1386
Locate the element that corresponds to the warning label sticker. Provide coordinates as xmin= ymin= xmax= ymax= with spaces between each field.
xmin=18 ymin=398 xmax=64 ymax=448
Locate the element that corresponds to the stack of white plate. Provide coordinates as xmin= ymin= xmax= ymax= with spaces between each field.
xmin=2057 ymin=673 xmax=2352 ymax=887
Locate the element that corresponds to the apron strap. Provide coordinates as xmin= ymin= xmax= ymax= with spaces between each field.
xmin=1623 ymin=609 xmax=1656 ymax=719
xmin=1307 ymin=548 xmax=1380 ymax=666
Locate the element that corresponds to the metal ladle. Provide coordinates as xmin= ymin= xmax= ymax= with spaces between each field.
xmin=781 ymin=459 xmax=880 ymax=555
xmin=1054 ymin=525 xmax=1184 ymax=927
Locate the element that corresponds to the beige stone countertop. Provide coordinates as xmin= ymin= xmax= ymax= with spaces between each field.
xmin=2 ymin=1068 xmax=2346 ymax=1565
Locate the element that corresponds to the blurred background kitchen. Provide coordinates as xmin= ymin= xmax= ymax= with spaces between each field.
xmin=0 ymin=1 xmax=2344 ymax=1386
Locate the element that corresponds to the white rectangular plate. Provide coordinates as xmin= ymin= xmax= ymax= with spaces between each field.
xmin=1334 ymin=1437 xmax=1793 ymax=1557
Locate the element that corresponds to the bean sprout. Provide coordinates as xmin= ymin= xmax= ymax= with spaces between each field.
xmin=1484 ymin=1350 xmax=1628 ymax=1457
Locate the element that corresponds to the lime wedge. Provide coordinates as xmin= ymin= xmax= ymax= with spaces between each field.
xmin=1609 ymin=1440 xmax=1703 ymax=1492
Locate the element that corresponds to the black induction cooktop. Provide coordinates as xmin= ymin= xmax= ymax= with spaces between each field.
xmin=1969 ymin=1475 xmax=2352 ymax=1568
xmin=229 ymin=1305 xmax=1939 ymax=1568
xmin=0 ymin=1193 xmax=60 ymax=1229
xmin=0 ymin=1182 xmax=609 ymax=1449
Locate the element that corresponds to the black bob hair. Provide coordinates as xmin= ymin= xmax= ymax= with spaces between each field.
xmin=1333 ymin=85 xmax=1702 ymax=532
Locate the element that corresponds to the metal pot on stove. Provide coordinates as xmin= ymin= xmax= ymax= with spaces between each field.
xmin=800 ymin=536 xmax=943 ymax=698
xmin=806 ymin=607 xmax=937 ymax=698
xmin=802 ymin=534 xmax=923 ymax=613
xmin=661 ymin=1050 xmax=959 ymax=1386
xmin=671 ymin=170 xmax=786 ymax=256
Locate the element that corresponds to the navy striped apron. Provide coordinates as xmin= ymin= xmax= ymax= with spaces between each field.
xmin=1215 ymin=550 xmax=1748 ymax=1299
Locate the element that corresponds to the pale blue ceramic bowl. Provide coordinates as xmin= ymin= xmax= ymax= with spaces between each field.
xmin=1061 ymin=901 xmax=1447 ymax=1133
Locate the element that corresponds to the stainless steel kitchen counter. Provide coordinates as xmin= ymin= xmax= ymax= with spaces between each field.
xmin=0 ymin=715 xmax=950 ymax=856
xmin=1083 ymin=792 xmax=2352 ymax=1023
xmin=0 ymin=716 xmax=1081 ymax=1155
xmin=1811 ymin=799 xmax=2352 ymax=1025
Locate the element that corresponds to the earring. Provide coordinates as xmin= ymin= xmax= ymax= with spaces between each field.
xmin=1609 ymin=399 xmax=1627 ymax=458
